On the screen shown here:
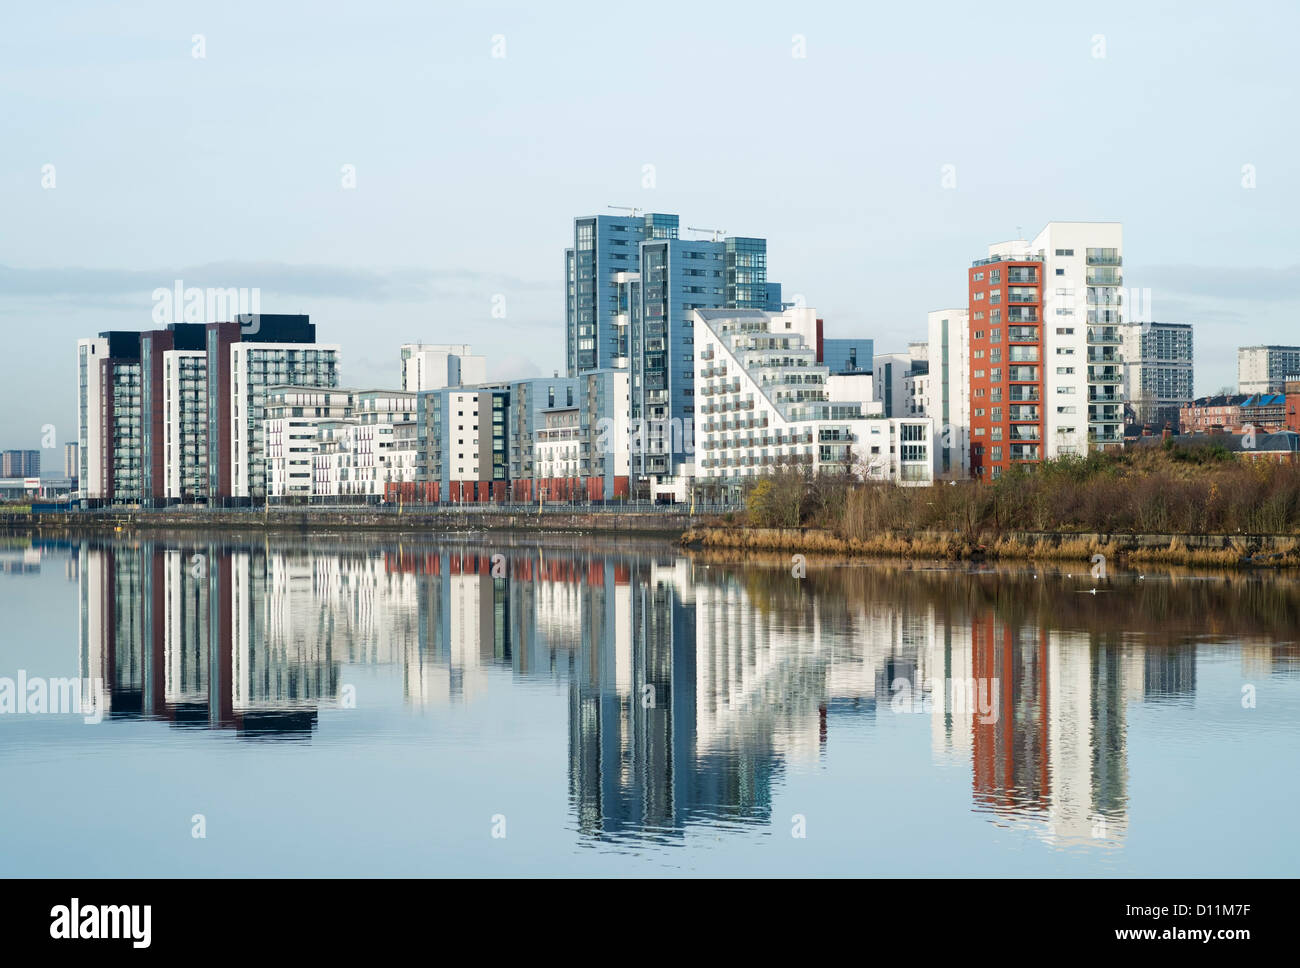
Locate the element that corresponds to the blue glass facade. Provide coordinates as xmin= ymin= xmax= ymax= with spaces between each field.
xmin=565 ymin=212 xmax=781 ymax=479
xmin=822 ymin=338 xmax=874 ymax=374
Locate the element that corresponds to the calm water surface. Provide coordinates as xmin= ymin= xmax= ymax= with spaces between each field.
xmin=1 ymin=534 xmax=1297 ymax=876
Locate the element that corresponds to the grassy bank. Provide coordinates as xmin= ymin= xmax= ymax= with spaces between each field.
xmin=681 ymin=525 xmax=1300 ymax=567
xmin=717 ymin=444 xmax=1300 ymax=567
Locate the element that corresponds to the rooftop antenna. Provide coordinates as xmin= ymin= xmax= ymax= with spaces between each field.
xmin=607 ymin=205 xmax=643 ymax=217
xmin=1016 ymin=225 xmax=1023 ymax=239
xmin=687 ymin=226 xmax=727 ymax=242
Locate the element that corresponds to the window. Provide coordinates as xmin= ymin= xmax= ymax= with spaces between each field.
xmin=1055 ymin=268 xmax=1065 ymax=276
xmin=1056 ymin=366 xmax=1075 ymax=375
xmin=1055 ymin=248 xmax=1074 ymax=256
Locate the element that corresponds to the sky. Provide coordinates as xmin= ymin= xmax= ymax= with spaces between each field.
xmin=3 ymin=0 xmax=1298 ymax=456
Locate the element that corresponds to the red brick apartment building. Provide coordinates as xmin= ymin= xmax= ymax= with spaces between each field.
xmin=968 ymin=258 xmax=1043 ymax=479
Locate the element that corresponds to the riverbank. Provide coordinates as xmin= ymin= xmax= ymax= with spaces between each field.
xmin=0 ymin=508 xmax=697 ymax=539
xmin=681 ymin=525 xmax=1300 ymax=568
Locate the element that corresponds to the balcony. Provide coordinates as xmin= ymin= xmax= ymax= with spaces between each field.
xmin=1087 ymin=349 xmax=1119 ymax=364
xmin=1086 ymin=267 xmax=1122 ymax=286
xmin=1087 ymin=327 xmax=1121 ymax=344
xmin=1085 ymin=249 xmax=1122 ymax=266
xmin=1088 ymin=430 xmax=1125 ymax=445
xmin=1008 ymin=389 xmax=1040 ymax=402
xmin=1008 ymin=326 xmax=1039 ymax=342
xmin=1007 ymin=268 xmax=1039 ymax=284
xmin=1089 ymin=372 xmax=1123 ymax=384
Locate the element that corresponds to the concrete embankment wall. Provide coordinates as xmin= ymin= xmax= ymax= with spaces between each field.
xmin=0 ymin=510 xmax=694 ymax=538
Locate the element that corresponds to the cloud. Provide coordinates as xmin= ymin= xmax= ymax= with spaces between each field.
xmin=0 ymin=262 xmax=553 ymax=303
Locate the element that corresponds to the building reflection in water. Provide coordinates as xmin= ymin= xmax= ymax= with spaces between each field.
xmin=75 ymin=539 xmax=1299 ymax=846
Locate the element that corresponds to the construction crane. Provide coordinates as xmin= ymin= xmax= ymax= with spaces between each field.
xmin=607 ymin=205 xmax=643 ymax=216
xmin=687 ymin=226 xmax=727 ymax=241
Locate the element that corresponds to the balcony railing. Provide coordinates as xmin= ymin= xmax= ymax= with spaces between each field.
xmin=1087 ymin=327 xmax=1121 ymax=344
xmin=1086 ymin=267 xmax=1122 ymax=286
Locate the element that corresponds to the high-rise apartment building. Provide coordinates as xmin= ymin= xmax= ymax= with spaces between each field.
xmin=1119 ymin=321 xmax=1194 ymax=432
xmin=1 ymin=450 xmax=41 ymax=477
xmin=163 ymin=348 xmax=208 ymax=501
xmin=64 ymin=442 xmax=79 ymax=481
xmin=565 ymin=212 xmax=782 ymax=481
xmin=79 ymin=315 xmax=338 ymax=505
xmin=204 ymin=315 xmax=340 ymax=502
xmin=141 ymin=323 xmax=207 ymax=505
xmin=76 ymin=331 xmax=143 ymax=502
xmin=1238 ymin=345 xmax=1300 ymax=395
xmin=968 ymin=223 xmax=1123 ymax=479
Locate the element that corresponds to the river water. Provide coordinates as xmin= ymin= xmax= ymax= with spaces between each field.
xmin=1 ymin=533 xmax=1296 ymax=876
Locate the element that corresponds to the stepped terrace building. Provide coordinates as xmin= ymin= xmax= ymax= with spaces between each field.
xmin=693 ymin=308 xmax=934 ymax=500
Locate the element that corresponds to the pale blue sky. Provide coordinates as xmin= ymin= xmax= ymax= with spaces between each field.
xmin=3 ymin=0 xmax=1297 ymax=454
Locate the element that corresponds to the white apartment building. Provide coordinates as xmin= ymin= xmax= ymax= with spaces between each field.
xmin=1033 ymin=222 xmax=1125 ymax=454
xmin=693 ymin=308 xmax=934 ymax=497
xmin=264 ymin=388 xmax=416 ymax=500
xmin=927 ymin=308 xmax=970 ymax=478
xmin=162 ymin=349 xmax=207 ymax=500
xmin=872 ymin=351 xmax=917 ymax=419
xmin=1238 ymin=345 xmax=1300 ymax=395
xmin=264 ymin=387 xmax=354 ymax=499
xmin=230 ymin=342 xmax=341 ymax=498
xmin=401 ymin=343 xmax=487 ymax=392
xmin=76 ymin=337 xmax=108 ymax=501
xmin=535 ymin=407 xmax=581 ymax=481
xmin=313 ymin=391 xmax=418 ymax=498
